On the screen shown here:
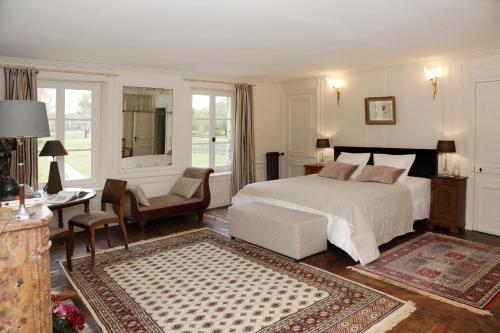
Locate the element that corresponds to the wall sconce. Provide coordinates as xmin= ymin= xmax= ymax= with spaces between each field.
xmin=327 ymin=79 xmax=342 ymax=105
xmin=424 ymin=65 xmax=442 ymax=100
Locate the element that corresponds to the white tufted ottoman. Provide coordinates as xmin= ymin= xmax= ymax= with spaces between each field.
xmin=228 ymin=202 xmax=328 ymax=260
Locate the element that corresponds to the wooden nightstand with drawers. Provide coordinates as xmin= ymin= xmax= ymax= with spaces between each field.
xmin=304 ymin=163 xmax=326 ymax=175
xmin=429 ymin=175 xmax=467 ymax=234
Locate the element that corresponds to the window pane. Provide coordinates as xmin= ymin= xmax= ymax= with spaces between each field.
xmin=192 ymin=94 xmax=209 ymax=118
xmin=192 ymin=119 xmax=210 ymax=141
xmin=215 ymin=143 xmax=232 ymax=167
xmin=215 ymin=119 xmax=231 ymax=142
xmin=215 ymin=96 xmax=231 ymax=119
xmin=37 ymin=120 xmax=56 ymax=152
xmin=192 ymin=144 xmax=209 ymax=167
xmin=65 ymin=89 xmax=92 ymax=119
xmin=38 ymin=156 xmax=52 ymax=184
xmin=65 ymin=150 xmax=91 ymax=180
xmin=65 ymin=120 xmax=91 ymax=149
xmin=38 ymin=88 xmax=56 ymax=119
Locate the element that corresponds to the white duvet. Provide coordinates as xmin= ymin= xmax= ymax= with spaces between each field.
xmin=232 ymin=175 xmax=424 ymax=265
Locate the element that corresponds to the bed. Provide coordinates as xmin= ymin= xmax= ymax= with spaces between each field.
xmin=232 ymin=146 xmax=437 ymax=265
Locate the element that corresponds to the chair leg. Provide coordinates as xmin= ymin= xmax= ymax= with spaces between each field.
xmin=104 ymin=224 xmax=112 ymax=248
xmin=85 ymin=230 xmax=90 ymax=252
xmin=198 ymin=210 xmax=204 ymax=223
xmin=68 ymin=224 xmax=75 ymax=258
xmin=89 ymin=227 xmax=96 ymax=266
xmin=119 ymin=218 xmax=129 ymax=250
xmin=65 ymin=234 xmax=72 ymax=272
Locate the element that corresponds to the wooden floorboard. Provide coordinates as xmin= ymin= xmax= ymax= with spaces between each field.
xmin=50 ymin=216 xmax=500 ymax=333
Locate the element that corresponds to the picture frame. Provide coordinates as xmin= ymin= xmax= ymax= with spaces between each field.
xmin=364 ymin=96 xmax=396 ymax=125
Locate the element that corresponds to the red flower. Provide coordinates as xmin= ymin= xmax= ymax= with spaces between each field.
xmin=66 ymin=307 xmax=86 ymax=331
xmin=51 ymin=294 xmax=61 ymax=303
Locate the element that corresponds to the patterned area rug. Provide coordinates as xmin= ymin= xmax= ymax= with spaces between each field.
xmin=204 ymin=206 xmax=229 ymax=223
xmin=349 ymin=232 xmax=500 ymax=315
xmin=61 ymin=229 xmax=415 ymax=333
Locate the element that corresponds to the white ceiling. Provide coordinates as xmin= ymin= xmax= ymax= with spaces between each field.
xmin=1 ymin=0 xmax=500 ymax=80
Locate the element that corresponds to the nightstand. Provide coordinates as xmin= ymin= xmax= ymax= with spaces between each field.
xmin=304 ymin=163 xmax=325 ymax=175
xmin=429 ymin=175 xmax=467 ymax=234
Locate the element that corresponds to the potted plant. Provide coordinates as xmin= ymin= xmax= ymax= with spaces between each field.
xmin=52 ymin=295 xmax=86 ymax=333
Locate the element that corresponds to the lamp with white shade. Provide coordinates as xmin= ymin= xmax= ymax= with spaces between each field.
xmin=0 ymin=100 xmax=50 ymax=219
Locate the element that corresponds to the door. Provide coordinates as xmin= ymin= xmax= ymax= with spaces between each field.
xmin=282 ymin=91 xmax=317 ymax=177
xmin=473 ymin=80 xmax=500 ymax=236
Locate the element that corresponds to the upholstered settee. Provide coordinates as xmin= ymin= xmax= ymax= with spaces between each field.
xmin=125 ymin=167 xmax=214 ymax=234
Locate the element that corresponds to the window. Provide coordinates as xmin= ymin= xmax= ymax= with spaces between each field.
xmin=37 ymin=81 xmax=99 ymax=186
xmin=192 ymin=90 xmax=233 ymax=172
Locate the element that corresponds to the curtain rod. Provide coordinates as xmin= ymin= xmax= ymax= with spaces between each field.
xmin=0 ymin=64 xmax=119 ymax=77
xmin=184 ymin=78 xmax=255 ymax=86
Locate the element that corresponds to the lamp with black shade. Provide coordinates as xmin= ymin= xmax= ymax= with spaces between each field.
xmin=39 ymin=140 xmax=68 ymax=194
xmin=437 ymin=140 xmax=456 ymax=176
xmin=0 ymin=101 xmax=50 ymax=219
xmin=316 ymin=138 xmax=330 ymax=163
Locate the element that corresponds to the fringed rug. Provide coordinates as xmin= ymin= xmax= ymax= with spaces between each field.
xmin=61 ymin=228 xmax=415 ymax=333
xmin=204 ymin=206 xmax=229 ymax=223
xmin=349 ymin=232 xmax=500 ymax=315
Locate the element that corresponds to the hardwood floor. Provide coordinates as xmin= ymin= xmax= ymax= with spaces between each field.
xmin=50 ymin=215 xmax=500 ymax=333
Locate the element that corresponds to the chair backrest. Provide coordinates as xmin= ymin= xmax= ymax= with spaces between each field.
xmin=101 ymin=179 xmax=128 ymax=211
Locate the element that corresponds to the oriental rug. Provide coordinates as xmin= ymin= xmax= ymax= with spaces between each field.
xmin=61 ymin=228 xmax=415 ymax=333
xmin=349 ymin=232 xmax=499 ymax=315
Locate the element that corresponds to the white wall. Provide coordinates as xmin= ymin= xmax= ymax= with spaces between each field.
xmin=281 ymin=50 xmax=500 ymax=230
xmin=0 ymin=56 xmax=282 ymax=226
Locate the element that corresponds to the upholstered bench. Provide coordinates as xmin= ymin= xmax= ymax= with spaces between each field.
xmin=228 ymin=202 xmax=328 ymax=260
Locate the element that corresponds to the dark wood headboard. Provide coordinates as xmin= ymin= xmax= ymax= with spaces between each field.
xmin=334 ymin=146 xmax=437 ymax=178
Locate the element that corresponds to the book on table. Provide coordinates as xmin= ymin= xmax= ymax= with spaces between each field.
xmin=44 ymin=191 xmax=88 ymax=205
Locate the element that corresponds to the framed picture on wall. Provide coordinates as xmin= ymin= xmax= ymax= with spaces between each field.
xmin=364 ymin=96 xmax=396 ymax=125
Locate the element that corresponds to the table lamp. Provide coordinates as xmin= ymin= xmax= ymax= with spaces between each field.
xmin=0 ymin=101 xmax=50 ymax=219
xmin=316 ymin=138 xmax=330 ymax=163
xmin=437 ymin=140 xmax=456 ymax=176
xmin=39 ymin=140 xmax=67 ymax=194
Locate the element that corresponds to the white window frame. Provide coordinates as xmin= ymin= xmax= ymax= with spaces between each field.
xmin=191 ymin=89 xmax=234 ymax=173
xmin=38 ymin=80 xmax=100 ymax=188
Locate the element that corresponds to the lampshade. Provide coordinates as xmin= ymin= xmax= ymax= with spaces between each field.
xmin=0 ymin=101 xmax=50 ymax=138
xmin=39 ymin=140 xmax=68 ymax=157
xmin=437 ymin=140 xmax=456 ymax=153
xmin=316 ymin=138 xmax=330 ymax=148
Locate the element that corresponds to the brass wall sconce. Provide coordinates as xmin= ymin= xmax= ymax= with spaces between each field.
xmin=327 ymin=79 xmax=342 ymax=105
xmin=424 ymin=65 xmax=442 ymax=100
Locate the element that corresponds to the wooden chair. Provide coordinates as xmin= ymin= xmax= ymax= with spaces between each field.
xmin=68 ymin=179 xmax=128 ymax=266
xmin=49 ymin=227 xmax=72 ymax=271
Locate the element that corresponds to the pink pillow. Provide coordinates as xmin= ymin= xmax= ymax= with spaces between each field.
xmin=318 ymin=161 xmax=359 ymax=181
xmin=356 ymin=165 xmax=405 ymax=184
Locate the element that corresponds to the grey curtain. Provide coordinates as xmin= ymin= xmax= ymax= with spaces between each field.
xmin=4 ymin=67 xmax=39 ymax=189
xmin=231 ymin=83 xmax=256 ymax=196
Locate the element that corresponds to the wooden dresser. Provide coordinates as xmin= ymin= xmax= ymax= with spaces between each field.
xmin=304 ymin=163 xmax=326 ymax=175
xmin=0 ymin=206 xmax=53 ymax=333
xmin=429 ymin=176 xmax=467 ymax=233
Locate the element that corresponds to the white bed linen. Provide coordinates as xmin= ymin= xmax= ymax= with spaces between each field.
xmin=402 ymin=176 xmax=431 ymax=220
xmin=232 ymin=175 xmax=416 ymax=265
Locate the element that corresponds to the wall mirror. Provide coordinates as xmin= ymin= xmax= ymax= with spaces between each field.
xmin=121 ymin=86 xmax=173 ymax=169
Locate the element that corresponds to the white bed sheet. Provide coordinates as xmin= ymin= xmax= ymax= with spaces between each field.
xmin=402 ymin=176 xmax=431 ymax=220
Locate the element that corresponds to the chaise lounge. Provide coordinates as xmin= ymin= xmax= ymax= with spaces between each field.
xmin=125 ymin=167 xmax=214 ymax=235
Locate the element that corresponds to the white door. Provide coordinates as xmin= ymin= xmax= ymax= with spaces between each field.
xmin=473 ymin=80 xmax=500 ymax=236
xmin=282 ymin=91 xmax=317 ymax=177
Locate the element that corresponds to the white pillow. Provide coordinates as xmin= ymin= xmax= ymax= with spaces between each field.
xmin=169 ymin=177 xmax=202 ymax=199
xmin=373 ymin=154 xmax=416 ymax=182
xmin=336 ymin=152 xmax=371 ymax=179
xmin=127 ymin=184 xmax=150 ymax=207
